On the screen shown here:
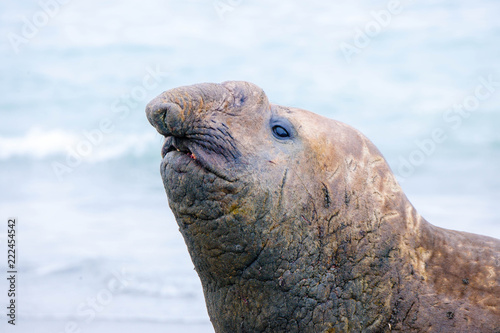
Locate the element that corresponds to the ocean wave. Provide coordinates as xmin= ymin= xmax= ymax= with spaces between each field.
xmin=0 ymin=127 xmax=161 ymax=162
xmin=0 ymin=128 xmax=78 ymax=159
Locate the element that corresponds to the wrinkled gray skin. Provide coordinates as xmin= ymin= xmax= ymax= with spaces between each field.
xmin=146 ymin=81 xmax=500 ymax=333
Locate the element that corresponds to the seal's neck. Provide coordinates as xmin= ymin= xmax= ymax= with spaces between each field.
xmin=197 ymin=199 xmax=422 ymax=332
xmin=193 ymin=168 xmax=426 ymax=332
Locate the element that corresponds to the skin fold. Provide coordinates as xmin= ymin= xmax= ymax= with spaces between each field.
xmin=145 ymin=81 xmax=500 ymax=333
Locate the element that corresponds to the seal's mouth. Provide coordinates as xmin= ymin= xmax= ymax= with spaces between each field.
xmin=162 ymin=136 xmax=237 ymax=182
xmin=162 ymin=136 xmax=196 ymax=159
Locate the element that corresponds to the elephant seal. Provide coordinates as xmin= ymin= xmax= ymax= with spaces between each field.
xmin=146 ymin=81 xmax=500 ymax=332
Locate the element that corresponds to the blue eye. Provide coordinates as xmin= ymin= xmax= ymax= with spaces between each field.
xmin=272 ymin=125 xmax=290 ymax=138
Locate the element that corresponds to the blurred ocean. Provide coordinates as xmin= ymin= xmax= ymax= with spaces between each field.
xmin=1 ymin=0 xmax=499 ymax=332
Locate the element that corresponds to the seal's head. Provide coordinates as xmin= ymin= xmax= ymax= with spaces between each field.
xmin=146 ymin=81 xmax=500 ymax=332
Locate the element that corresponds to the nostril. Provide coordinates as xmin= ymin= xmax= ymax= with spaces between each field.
xmin=145 ymin=99 xmax=187 ymax=137
xmin=147 ymin=101 xmax=183 ymax=135
xmin=146 ymin=100 xmax=170 ymax=136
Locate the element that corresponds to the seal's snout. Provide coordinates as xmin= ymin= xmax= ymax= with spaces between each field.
xmin=146 ymin=99 xmax=189 ymax=138
xmin=146 ymin=85 xmax=244 ymax=181
xmin=145 ymin=99 xmax=171 ymax=137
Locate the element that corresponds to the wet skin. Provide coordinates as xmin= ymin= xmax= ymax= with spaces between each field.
xmin=146 ymin=81 xmax=500 ymax=333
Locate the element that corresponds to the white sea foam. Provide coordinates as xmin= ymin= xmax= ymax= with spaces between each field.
xmin=0 ymin=128 xmax=78 ymax=159
xmin=0 ymin=127 xmax=158 ymax=162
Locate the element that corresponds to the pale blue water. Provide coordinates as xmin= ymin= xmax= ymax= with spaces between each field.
xmin=1 ymin=1 xmax=499 ymax=332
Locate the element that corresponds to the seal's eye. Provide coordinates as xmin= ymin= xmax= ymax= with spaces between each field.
xmin=272 ymin=125 xmax=290 ymax=138
xmin=270 ymin=117 xmax=295 ymax=141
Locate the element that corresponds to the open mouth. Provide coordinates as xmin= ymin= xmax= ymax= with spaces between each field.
xmin=161 ymin=136 xmax=238 ymax=182
xmin=161 ymin=136 xmax=196 ymax=160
